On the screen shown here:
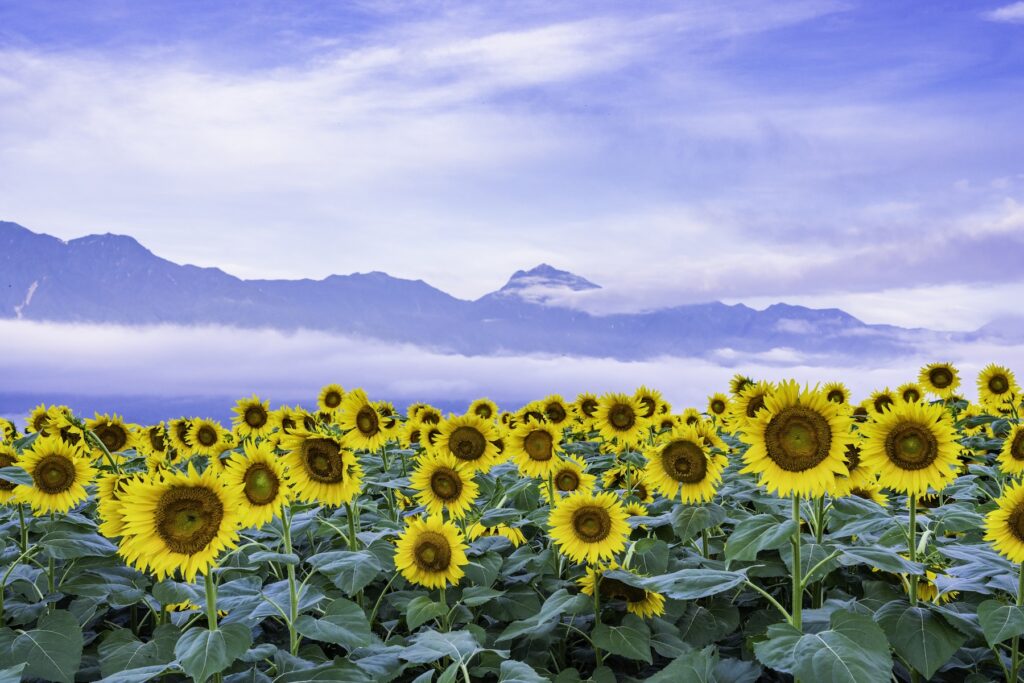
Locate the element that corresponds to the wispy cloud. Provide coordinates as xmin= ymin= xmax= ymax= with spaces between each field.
xmin=985 ymin=2 xmax=1024 ymax=23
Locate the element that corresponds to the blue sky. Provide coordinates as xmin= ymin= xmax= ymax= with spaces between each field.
xmin=2 ymin=0 xmax=1024 ymax=329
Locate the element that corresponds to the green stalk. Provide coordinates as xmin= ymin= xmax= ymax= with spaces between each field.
xmin=17 ymin=504 xmax=28 ymax=554
xmin=813 ymin=496 xmax=825 ymax=607
xmin=547 ymin=472 xmax=559 ymax=576
xmin=701 ymin=527 xmax=711 ymax=559
xmin=592 ymin=575 xmax=604 ymax=667
xmin=1012 ymin=563 xmax=1024 ymax=682
xmin=439 ymin=587 xmax=449 ymax=631
xmin=282 ymin=507 xmax=300 ymax=654
xmin=791 ymin=494 xmax=802 ymax=630
xmin=205 ymin=571 xmax=222 ymax=683
xmin=908 ymin=495 xmax=918 ymax=607
xmin=346 ymin=502 xmax=359 ymax=551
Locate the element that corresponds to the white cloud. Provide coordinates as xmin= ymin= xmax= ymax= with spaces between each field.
xmin=985 ymin=2 xmax=1024 ymax=23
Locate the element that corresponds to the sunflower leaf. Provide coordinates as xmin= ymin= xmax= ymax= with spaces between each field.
xmin=174 ymin=623 xmax=252 ymax=683
xmin=724 ymin=514 xmax=797 ymax=563
xmin=306 ymin=550 xmax=382 ymax=596
xmin=977 ymin=600 xmax=1024 ymax=646
xmin=646 ymin=646 xmax=716 ymax=682
xmin=293 ymin=598 xmax=372 ymax=651
xmin=670 ymin=504 xmax=726 ymax=543
xmin=875 ymin=601 xmax=965 ymax=679
xmin=0 ymin=466 xmax=32 ymax=486
xmin=591 ymin=615 xmax=652 ymax=663
xmin=10 ymin=610 xmax=83 ymax=683
xmin=602 ymin=568 xmax=747 ymax=601
xmin=405 ymin=596 xmax=446 ymax=631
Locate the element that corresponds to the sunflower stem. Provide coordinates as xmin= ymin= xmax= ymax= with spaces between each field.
xmin=17 ymin=504 xmax=28 ymax=554
xmin=205 ymin=571 xmax=218 ymax=631
xmin=908 ymin=494 xmax=918 ymax=607
xmin=790 ymin=494 xmax=802 ymax=630
xmin=282 ymin=506 xmax=300 ymax=655
xmin=439 ymin=587 xmax=449 ymax=631
xmin=547 ymin=472 xmax=559 ymax=576
xmin=1012 ymin=562 xmax=1024 ymax=682
xmin=87 ymin=427 xmax=121 ymax=474
xmin=592 ymin=575 xmax=604 ymax=667
xmin=813 ymin=496 xmax=825 ymax=608
xmin=346 ymin=502 xmax=359 ymax=550
xmin=701 ymin=528 xmax=711 ymax=559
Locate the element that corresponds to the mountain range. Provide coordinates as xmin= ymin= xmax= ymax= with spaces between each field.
xmin=1 ymin=220 xmax=951 ymax=360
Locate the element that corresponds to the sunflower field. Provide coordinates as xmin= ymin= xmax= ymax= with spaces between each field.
xmin=3 ymin=364 xmax=1024 ymax=682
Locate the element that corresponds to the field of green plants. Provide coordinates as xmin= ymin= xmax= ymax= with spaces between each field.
xmin=3 ymin=363 xmax=1024 ymax=682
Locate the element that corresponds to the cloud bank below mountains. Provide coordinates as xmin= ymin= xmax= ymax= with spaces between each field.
xmin=3 ymin=320 xmax=1023 ymax=424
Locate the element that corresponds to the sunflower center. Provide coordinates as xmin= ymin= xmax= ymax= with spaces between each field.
xmin=580 ymin=399 xmax=598 ymax=418
xmin=638 ymin=397 xmax=657 ymax=419
xmin=450 ymin=426 xmax=486 ymax=462
xmin=884 ymin=423 xmax=938 ymax=470
xmin=0 ymin=454 xmax=18 ymax=491
xmin=844 ymin=443 xmax=862 ymax=473
xmin=764 ymin=406 xmax=832 ymax=472
xmin=324 ymin=391 xmax=342 ymax=409
xmin=572 ymin=506 xmax=611 ymax=543
xmin=929 ymin=367 xmax=953 ymax=389
xmin=661 ymin=441 xmax=708 ymax=483
xmin=609 ymin=405 xmax=635 ymax=430
xmin=826 ymin=390 xmax=845 ymax=403
xmin=598 ymin=577 xmax=647 ymax=603
xmin=746 ymin=395 xmax=767 ymax=418
xmin=155 ymin=486 xmax=225 ymax=555
xmin=355 ymin=406 xmax=379 ymax=435
xmin=850 ymin=487 xmax=873 ymax=501
xmin=430 ymin=469 xmax=462 ymax=501
xmin=990 ymin=375 xmax=1010 ymax=394
xmin=244 ymin=406 xmax=268 ymax=428
xmin=413 ymin=532 xmax=451 ymax=571
xmin=524 ymin=430 xmax=554 ymax=462
xmin=96 ymin=425 xmax=129 ymax=452
xmin=243 ymin=463 xmax=280 ymax=505
xmin=149 ymin=428 xmax=166 ymax=452
xmin=1012 ymin=431 xmax=1024 ymax=461
xmin=710 ymin=400 xmax=726 ymax=415
xmin=474 ymin=404 xmax=493 ymax=419
xmin=32 ymin=454 xmax=76 ymax=494
xmin=545 ymin=403 xmax=567 ymax=423
xmin=903 ymin=388 xmax=920 ymax=403
xmin=175 ymin=422 xmax=190 ymax=444
xmin=873 ymin=395 xmax=894 ymax=414
xmin=555 ymin=470 xmax=580 ymax=491
xmin=303 ymin=438 xmax=346 ymax=483
xmin=196 ymin=426 xmax=218 ymax=447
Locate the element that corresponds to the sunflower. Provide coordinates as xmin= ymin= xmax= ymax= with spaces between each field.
xmin=540 ymin=395 xmax=573 ymax=427
xmin=223 ymin=440 xmax=291 ymax=528
xmin=727 ymin=381 xmax=775 ymax=431
xmin=517 ymin=403 xmax=546 ymax=425
xmin=868 ymin=388 xmax=896 ymax=415
xmin=96 ymin=472 xmax=146 ymax=538
xmin=655 ymin=414 xmax=680 ymax=433
xmin=978 ymin=364 xmax=1019 ymax=408
xmin=317 ymin=383 xmax=345 ymax=414
xmin=832 ymin=437 xmax=876 ymax=495
xmin=645 ymin=424 xmax=727 ymax=503
xmin=394 ymin=515 xmax=469 ymax=589
xmin=468 ymin=398 xmax=498 ymax=421
xmin=601 ymin=463 xmax=630 ymax=491
xmin=0 ymin=444 xmax=19 ymax=504
xmin=706 ymin=393 xmax=729 ymax=419
xmin=985 ymin=480 xmax=1024 ymax=562
xmin=574 ymin=392 xmax=600 ymax=423
xmin=918 ymin=362 xmax=960 ymax=399
xmin=680 ymin=408 xmax=703 ymax=426
xmin=338 ymin=389 xmax=388 ymax=451
xmin=998 ymin=424 xmax=1024 ymax=476
xmin=846 ymin=479 xmax=888 ymax=507
xmin=25 ymin=403 xmax=57 ymax=434
xmin=401 ymin=420 xmax=424 ymax=449
xmin=859 ymin=399 xmax=959 ymax=496
xmin=467 ymin=522 xmax=527 ymax=547
xmin=915 ymin=570 xmax=956 ymax=604
xmin=280 ymin=430 xmax=362 ymax=507
xmin=272 ymin=405 xmax=304 ymax=438
xmin=579 ymin=563 xmax=666 ymax=618
xmin=822 ymin=382 xmax=850 ymax=405
xmin=167 ymin=418 xmax=193 ymax=453
xmin=418 ymin=406 xmax=443 ymax=426
xmin=118 ymin=464 xmax=242 ymax=582
xmin=729 ymin=374 xmax=754 ymax=396
xmin=410 ymin=452 xmax=479 ymax=519
xmin=549 ymin=491 xmax=630 ymax=564
xmin=508 ymin=421 xmax=563 ymax=478
xmin=851 ymin=402 xmax=870 ymax=424
xmin=232 ymin=394 xmax=273 ymax=439
xmin=0 ymin=418 xmax=17 ymax=444
xmin=594 ymin=393 xmax=649 ymax=445
xmin=14 ymin=436 xmax=95 ymax=514
xmin=84 ymin=413 xmax=132 ymax=454
xmin=739 ymin=381 xmax=852 ymax=498
xmin=633 ymin=386 xmax=665 ymax=420
xmin=435 ymin=413 xmax=501 ymax=473
xmin=623 ymin=501 xmax=649 ymax=518
xmin=133 ymin=423 xmax=169 ymax=459
xmin=539 ymin=455 xmax=597 ymax=502
xmin=187 ymin=418 xmax=229 ymax=457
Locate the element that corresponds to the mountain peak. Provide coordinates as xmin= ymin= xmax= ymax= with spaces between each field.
xmin=486 ymin=263 xmax=601 ymax=306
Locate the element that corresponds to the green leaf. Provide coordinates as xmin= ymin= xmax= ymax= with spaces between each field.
xmin=0 ymin=665 xmax=25 ymax=683
xmin=677 ymin=602 xmax=739 ymax=647
xmin=406 ymin=596 xmax=446 ymax=631
xmin=0 ymin=465 xmax=32 ymax=486
xmin=96 ymin=664 xmax=174 ymax=683
xmin=670 ymin=504 xmax=726 ymax=543
xmin=792 ymin=610 xmax=892 ymax=683
xmin=174 ymin=623 xmax=252 ymax=683
xmin=646 ymin=647 xmax=716 ymax=683
xmin=498 ymin=660 xmax=548 ymax=682
xmin=724 ymin=514 xmax=796 ymax=562
xmin=248 ymin=551 xmax=300 ymax=566
xmin=400 ymin=629 xmax=481 ymax=665
xmin=461 ymin=586 xmax=505 ymax=607
xmin=274 ymin=659 xmax=367 ymax=682
xmin=306 ymin=550 xmax=382 ymax=596
xmin=875 ymin=601 xmax=966 ymax=679
xmin=591 ymin=614 xmax=652 ymax=664
xmin=602 ymin=568 xmax=746 ymax=601
xmin=978 ymin=600 xmax=1024 ymax=647
xmin=294 ymin=598 xmax=372 ymax=650
xmin=39 ymin=528 xmax=118 ymax=559
xmin=478 ymin=508 xmax=522 ymax=527
xmin=495 ymin=589 xmax=590 ymax=643
xmin=464 ymin=552 xmax=503 ymax=588
xmin=753 ymin=622 xmax=803 ymax=674
xmin=11 ymin=609 xmax=83 ymax=683
xmin=839 ymin=546 xmax=923 ymax=574
xmin=99 ymin=630 xmax=164 ymax=677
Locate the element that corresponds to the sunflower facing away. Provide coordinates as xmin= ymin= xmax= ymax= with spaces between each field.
xmin=739 ymin=381 xmax=853 ymax=498
xmin=317 ymin=383 xmax=346 ymax=414
xmin=985 ymin=480 xmax=1024 ymax=563
xmin=549 ymin=491 xmax=630 ymax=564
xmin=467 ymin=522 xmax=527 ymax=547
xmin=15 ymin=436 xmax=95 ymax=514
xmin=410 ymin=451 xmax=479 ymax=519
xmin=223 ymin=440 xmax=292 ymax=528
xmin=977 ymin=364 xmax=1019 ymax=409
xmin=594 ymin=393 xmax=649 ymax=445
xmin=918 ymin=362 xmax=961 ymax=399
xmin=868 ymin=388 xmax=896 ymax=415
xmin=394 ymin=515 xmax=469 ymax=589
xmin=118 ymin=464 xmax=242 ymax=582
xmin=539 ymin=455 xmax=597 ymax=502
xmin=1 ymin=418 xmax=17 ymax=444
xmin=645 ymin=424 xmax=727 ymax=503
xmin=232 ymin=394 xmax=273 ymax=439
xmin=0 ymin=444 xmax=19 ymax=504
xmin=859 ymin=399 xmax=959 ymax=496
xmin=508 ymin=421 xmax=562 ymax=478
xmin=846 ymin=479 xmax=888 ymax=507
xmin=339 ymin=388 xmax=388 ymax=451
xmin=280 ymin=429 xmax=362 ymax=507
xmin=729 ymin=374 xmax=754 ymax=396
xmin=578 ymin=562 xmax=666 ymax=619
xmin=435 ymin=413 xmax=501 ymax=473
xmin=998 ymin=424 xmax=1024 ymax=476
